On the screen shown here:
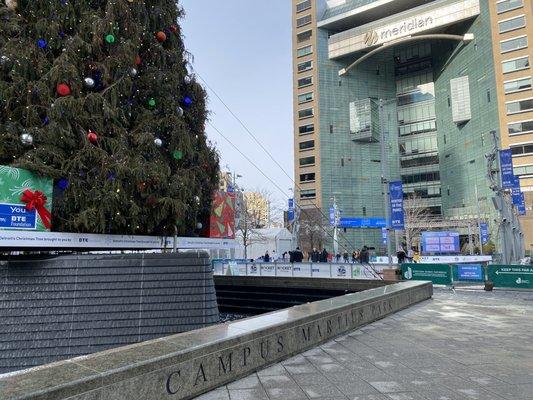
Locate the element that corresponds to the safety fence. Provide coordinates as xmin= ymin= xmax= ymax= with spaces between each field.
xmin=401 ymin=263 xmax=533 ymax=289
xmin=212 ymin=259 xmax=385 ymax=280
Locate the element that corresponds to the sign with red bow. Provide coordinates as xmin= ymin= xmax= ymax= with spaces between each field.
xmin=20 ymin=190 xmax=52 ymax=229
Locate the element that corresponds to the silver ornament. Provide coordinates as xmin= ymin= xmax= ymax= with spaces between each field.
xmin=0 ymin=55 xmax=9 ymax=65
xmin=184 ymin=75 xmax=192 ymax=84
xmin=83 ymin=77 xmax=95 ymax=88
xmin=129 ymin=67 xmax=138 ymax=78
xmin=20 ymin=133 xmax=34 ymax=145
xmin=6 ymin=0 xmax=17 ymax=11
xmin=194 ymin=195 xmax=200 ymax=204
xmin=177 ymin=106 xmax=184 ymax=117
xmin=196 ymin=222 xmax=203 ymax=230
xmin=154 ymin=138 xmax=163 ymax=147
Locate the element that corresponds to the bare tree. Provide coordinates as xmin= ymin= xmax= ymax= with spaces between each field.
xmin=237 ymin=194 xmax=269 ymax=259
xmin=298 ymin=209 xmax=327 ymax=254
xmin=403 ymin=193 xmax=432 ymax=250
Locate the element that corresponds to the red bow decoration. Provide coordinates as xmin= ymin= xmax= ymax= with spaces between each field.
xmin=20 ymin=189 xmax=52 ymax=229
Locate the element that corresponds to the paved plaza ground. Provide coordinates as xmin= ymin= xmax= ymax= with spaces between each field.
xmin=195 ymin=288 xmax=533 ymax=400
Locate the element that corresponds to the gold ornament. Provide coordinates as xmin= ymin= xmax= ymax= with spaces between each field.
xmin=5 ymin=0 xmax=17 ymax=11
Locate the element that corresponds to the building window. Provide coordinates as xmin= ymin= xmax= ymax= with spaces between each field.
xmin=497 ymin=0 xmax=523 ymax=14
xmin=299 ymin=123 xmax=314 ymax=135
xmin=299 ymin=156 xmax=315 ymax=166
xmin=296 ymin=0 xmax=311 ymax=13
xmin=297 ymin=76 xmax=312 ymax=88
xmin=487 ymin=89 xmax=491 ymax=102
xmin=511 ymin=143 xmax=533 ymax=156
xmin=299 ymin=140 xmax=315 ymax=151
xmin=504 ymin=76 xmax=532 ymax=94
xmin=400 ymin=155 xmax=440 ymax=168
xmin=514 ymin=164 xmax=533 ymax=177
xmin=498 ymin=15 xmax=526 ymax=34
xmin=296 ymin=14 xmax=311 ymax=28
xmin=401 ymin=171 xmax=441 ymax=184
xmin=297 ymin=60 xmax=313 ymax=73
xmin=298 ymin=91 xmax=313 ymax=104
xmin=506 ymin=98 xmax=533 ymax=114
xmin=502 ymin=56 xmax=530 ymax=73
xmin=300 ymin=189 xmax=316 ymax=199
xmin=296 ymin=45 xmax=312 ymax=58
xmin=509 ymin=119 xmax=533 ymax=135
xmin=500 ymin=36 xmax=528 ymax=53
xmin=297 ymin=30 xmax=312 ymax=43
xmin=300 ymin=172 xmax=315 ymax=182
xmin=298 ymin=108 xmax=314 ymax=119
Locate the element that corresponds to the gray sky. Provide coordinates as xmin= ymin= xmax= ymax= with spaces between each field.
xmin=181 ymin=0 xmax=294 ymax=208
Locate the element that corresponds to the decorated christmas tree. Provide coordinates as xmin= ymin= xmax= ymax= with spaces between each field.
xmin=0 ymin=0 xmax=219 ymax=236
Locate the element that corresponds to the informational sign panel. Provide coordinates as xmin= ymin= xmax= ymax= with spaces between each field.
xmin=480 ymin=223 xmax=489 ymax=245
xmin=381 ymin=228 xmax=388 ymax=245
xmin=401 ymin=264 xmax=452 ymax=285
xmin=338 ymin=217 xmax=386 ymax=228
xmin=517 ymin=193 xmax=526 ymax=215
xmin=499 ymin=149 xmax=515 ymax=189
xmin=421 ymin=231 xmax=460 ymax=254
xmin=389 ymin=181 xmax=405 ymax=230
xmin=0 ymin=204 xmax=37 ymax=230
xmin=288 ymin=199 xmax=295 ymax=222
xmin=488 ymin=265 xmax=533 ymax=289
xmin=456 ymin=264 xmax=484 ymax=281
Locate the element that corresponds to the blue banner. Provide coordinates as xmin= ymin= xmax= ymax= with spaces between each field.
xmin=329 ymin=207 xmax=335 ymax=225
xmin=480 ymin=222 xmax=489 ymax=245
xmin=499 ymin=149 xmax=515 ymax=189
xmin=338 ymin=217 xmax=386 ymax=228
xmin=457 ymin=264 xmax=484 ymax=281
xmin=421 ymin=231 xmax=460 ymax=254
xmin=381 ymin=228 xmax=388 ymax=245
xmin=288 ymin=199 xmax=295 ymax=222
xmin=389 ymin=181 xmax=405 ymax=230
xmin=510 ymin=176 xmax=526 ymax=215
xmin=517 ymin=193 xmax=526 ymax=216
xmin=0 ymin=203 xmax=37 ymax=230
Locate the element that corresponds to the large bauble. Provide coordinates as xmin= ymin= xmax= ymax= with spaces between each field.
xmin=20 ymin=133 xmax=33 ymax=145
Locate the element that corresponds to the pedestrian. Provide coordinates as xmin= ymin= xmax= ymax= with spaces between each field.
xmin=397 ymin=247 xmax=407 ymax=264
xmin=335 ymin=253 xmax=341 ymax=263
xmin=352 ymin=250 xmax=357 ymax=263
xmin=343 ymin=251 xmax=349 ymax=263
xmin=360 ymin=246 xmax=369 ymax=265
xmin=407 ymin=248 xmax=414 ymax=263
xmin=320 ymin=248 xmax=329 ymax=263
xmin=293 ymin=247 xmax=304 ymax=263
xmin=264 ymin=251 xmax=270 ymax=263
xmin=289 ymin=251 xmax=294 ymax=263
xmin=271 ymin=250 xmax=278 ymax=262
xmin=311 ymin=247 xmax=320 ymax=262
xmin=413 ymin=250 xmax=421 ymax=264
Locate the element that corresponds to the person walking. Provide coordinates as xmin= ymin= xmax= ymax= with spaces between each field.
xmin=397 ymin=247 xmax=407 ymax=264
xmin=335 ymin=253 xmax=341 ymax=263
xmin=293 ymin=247 xmax=304 ymax=263
xmin=320 ymin=248 xmax=329 ymax=263
xmin=263 ymin=251 xmax=270 ymax=263
xmin=311 ymin=248 xmax=320 ymax=262
xmin=343 ymin=251 xmax=349 ymax=263
xmin=413 ymin=250 xmax=421 ymax=264
xmin=407 ymin=248 xmax=414 ymax=263
xmin=360 ymin=246 xmax=369 ymax=265
xmin=352 ymin=250 xmax=357 ymax=263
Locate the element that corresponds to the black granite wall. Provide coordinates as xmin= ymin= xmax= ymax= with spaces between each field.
xmin=0 ymin=252 xmax=219 ymax=373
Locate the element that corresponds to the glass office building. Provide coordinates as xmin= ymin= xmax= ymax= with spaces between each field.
xmin=292 ymin=0 xmax=533 ymax=252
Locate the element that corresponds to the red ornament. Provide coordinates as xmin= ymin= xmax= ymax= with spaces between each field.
xmin=156 ymin=31 xmax=167 ymax=42
xmin=56 ymin=83 xmax=71 ymax=97
xmin=87 ymin=130 xmax=98 ymax=144
xmin=169 ymin=24 xmax=178 ymax=33
xmin=135 ymin=55 xmax=142 ymax=65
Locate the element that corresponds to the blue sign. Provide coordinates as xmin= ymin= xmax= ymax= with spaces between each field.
xmin=288 ymin=199 xmax=295 ymax=222
xmin=480 ymin=222 xmax=489 ymax=245
xmin=389 ymin=181 xmax=405 ymax=230
xmin=329 ymin=207 xmax=335 ymax=225
xmin=338 ymin=217 xmax=386 ymax=228
xmin=381 ymin=228 xmax=388 ymax=245
xmin=510 ymin=176 xmax=526 ymax=215
xmin=517 ymin=193 xmax=526 ymax=215
xmin=421 ymin=231 xmax=460 ymax=254
xmin=457 ymin=264 xmax=484 ymax=281
xmin=0 ymin=203 xmax=37 ymax=230
xmin=499 ymin=149 xmax=515 ymax=189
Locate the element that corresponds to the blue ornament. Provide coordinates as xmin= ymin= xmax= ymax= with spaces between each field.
xmin=37 ymin=39 xmax=47 ymax=49
xmin=42 ymin=116 xmax=50 ymax=125
xmin=183 ymin=96 xmax=193 ymax=107
xmin=108 ymin=173 xmax=116 ymax=181
xmin=57 ymin=178 xmax=69 ymax=190
xmin=59 ymin=31 xmax=65 ymax=38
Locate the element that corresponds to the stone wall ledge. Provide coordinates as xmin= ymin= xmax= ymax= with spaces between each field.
xmin=0 ymin=280 xmax=433 ymax=400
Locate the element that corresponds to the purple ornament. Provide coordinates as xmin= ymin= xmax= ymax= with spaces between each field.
xmin=108 ymin=173 xmax=116 ymax=181
xmin=59 ymin=31 xmax=66 ymax=38
xmin=37 ymin=39 xmax=47 ymax=49
xmin=42 ymin=116 xmax=50 ymax=125
xmin=57 ymin=178 xmax=69 ymax=190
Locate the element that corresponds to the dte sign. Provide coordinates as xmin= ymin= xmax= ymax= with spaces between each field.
xmin=0 ymin=203 xmax=37 ymax=230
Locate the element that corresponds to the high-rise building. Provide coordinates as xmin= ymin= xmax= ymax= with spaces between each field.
xmin=243 ymin=192 xmax=271 ymax=229
xmin=292 ymin=0 xmax=532 ymax=252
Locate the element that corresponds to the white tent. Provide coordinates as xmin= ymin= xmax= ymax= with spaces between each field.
xmin=235 ymin=228 xmax=294 ymax=260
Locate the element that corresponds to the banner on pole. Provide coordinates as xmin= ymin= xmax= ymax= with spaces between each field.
xmin=288 ymin=199 xmax=295 ymax=222
xmin=480 ymin=222 xmax=489 ymax=245
xmin=499 ymin=149 xmax=515 ymax=189
xmin=389 ymin=181 xmax=405 ymax=230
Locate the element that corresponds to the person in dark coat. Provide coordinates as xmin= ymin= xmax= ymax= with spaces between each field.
xmin=320 ymin=248 xmax=329 ymax=263
xmin=311 ymin=248 xmax=320 ymax=262
xmin=293 ymin=247 xmax=304 ymax=263
xmin=360 ymin=246 xmax=369 ymax=264
xmin=397 ymin=247 xmax=407 ymax=264
xmin=263 ymin=251 xmax=270 ymax=262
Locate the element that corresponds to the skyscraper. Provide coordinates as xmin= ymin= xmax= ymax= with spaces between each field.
xmin=292 ymin=0 xmax=532 ymax=252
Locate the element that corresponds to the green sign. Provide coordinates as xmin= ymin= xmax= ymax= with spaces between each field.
xmin=488 ymin=265 xmax=533 ymax=289
xmin=401 ymin=263 xmax=452 ymax=285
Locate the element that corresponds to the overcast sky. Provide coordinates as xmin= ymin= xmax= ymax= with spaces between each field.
xmin=181 ymin=0 xmax=294 ymax=209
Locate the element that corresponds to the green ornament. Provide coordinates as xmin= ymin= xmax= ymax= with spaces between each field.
xmin=173 ymin=150 xmax=183 ymax=160
xmin=105 ymin=34 xmax=116 ymax=44
xmin=148 ymin=98 xmax=156 ymax=107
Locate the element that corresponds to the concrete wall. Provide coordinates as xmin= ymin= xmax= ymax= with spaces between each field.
xmin=0 ymin=280 xmax=432 ymax=400
xmin=0 ymin=252 xmax=219 ymax=374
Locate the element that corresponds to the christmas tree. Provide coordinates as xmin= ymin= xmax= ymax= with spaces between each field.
xmin=0 ymin=0 xmax=219 ymax=236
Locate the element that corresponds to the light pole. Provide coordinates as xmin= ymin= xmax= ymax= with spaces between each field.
xmin=331 ymin=197 xmax=341 ymax=256
xmin=379 ymin=99 xmax=394 ymax=266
